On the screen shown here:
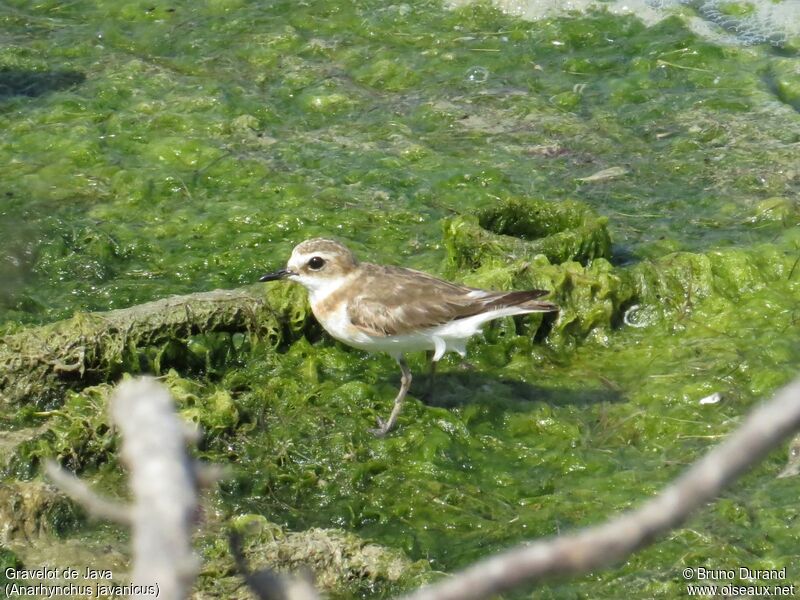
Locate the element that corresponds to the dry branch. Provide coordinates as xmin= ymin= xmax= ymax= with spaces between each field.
xmin=111 ymin=377 xmax=200 ymax=600
xmin=399 ymin=377 xmax=800 ymax=600
xmin=48 ymin=377 xmax=204 ymax=600
xmin=44 ymin=461 xmax=131 ymax=524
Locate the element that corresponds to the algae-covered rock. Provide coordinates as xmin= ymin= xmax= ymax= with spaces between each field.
xmin=200 ymin=514 xmax=432 ymax=598
xmin=5 ymin=384 xmax=117 ymax=478
xmin=443 ymin=196 xmax=612 ymax=272
xmin=0 ymin=481 xmax=83 ymax=544
xmin=5 ymin=370 xmax=247 ymax=479
xmin=446 ymin=200 xmax=797 ymax=349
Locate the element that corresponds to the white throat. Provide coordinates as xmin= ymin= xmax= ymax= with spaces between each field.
xmin=290 ymin=273 xmax=353 ymax=304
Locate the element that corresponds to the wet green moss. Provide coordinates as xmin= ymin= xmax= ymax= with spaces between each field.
xmin=0 ymin=481 xmax=85 ymax=542
xmin=2 ymin=0 xmax=800 ymax=598
xmin=198 ymin=514 xmax=432 ymax=597
xmin=444 ymin=196 xmax=612 ymax=271
xmin=0 ymin=546 xmax=22 ymax=585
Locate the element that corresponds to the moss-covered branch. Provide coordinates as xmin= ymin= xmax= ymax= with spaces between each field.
xmin=0 ymin=286 xmax=308 ymax=408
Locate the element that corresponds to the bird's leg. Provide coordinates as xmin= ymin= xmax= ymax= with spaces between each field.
xmin=424 ymin=350 xmax=437 ymax=400
xmin=371 ymin=356 xmax=412 ymax=437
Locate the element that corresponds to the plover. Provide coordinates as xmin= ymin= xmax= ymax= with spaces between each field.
xmin=260 ymin=238 xmax=558 ymax=436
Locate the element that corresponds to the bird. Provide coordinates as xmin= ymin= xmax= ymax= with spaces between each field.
xmin=259 ymin=238 xmax=558 ymax=436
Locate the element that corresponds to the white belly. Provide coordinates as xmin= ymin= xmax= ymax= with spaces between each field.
xmin=312 ymin=301 xmax=470 ymax=361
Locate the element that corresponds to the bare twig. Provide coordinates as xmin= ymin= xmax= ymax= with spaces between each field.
xmin=44 ymin=461 xmax=131 ymax=524
xmin=399 ymin=377 xmax=800 ymax=600
xmin=110 ymin=377 xmax=200 ymax=600
xmin=45 ymin=376 xmax=201 ymax=600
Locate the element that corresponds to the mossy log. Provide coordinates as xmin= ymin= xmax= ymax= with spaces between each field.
xmin=0 ymin=285 xmax=308 ymax=408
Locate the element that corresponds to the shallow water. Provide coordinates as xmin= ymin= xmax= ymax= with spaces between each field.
xmin=1 ymin=0 xmax=800 ymax=598
xmin=2 ymin=0 xmax=798 ymax=324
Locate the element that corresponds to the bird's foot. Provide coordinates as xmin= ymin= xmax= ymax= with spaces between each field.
xmin=369 ymin=417 xmax=392 ymax=438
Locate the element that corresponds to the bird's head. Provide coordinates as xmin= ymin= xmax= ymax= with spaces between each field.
xmin=259 ymin=238 xmax=359 ymax=294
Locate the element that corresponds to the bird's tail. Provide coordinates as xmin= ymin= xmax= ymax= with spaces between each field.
xmin=483 ymin=289 xmax=558 ymax=313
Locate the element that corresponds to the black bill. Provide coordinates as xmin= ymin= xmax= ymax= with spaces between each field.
xmin=258 ymin=268 xmax=292 ymax=282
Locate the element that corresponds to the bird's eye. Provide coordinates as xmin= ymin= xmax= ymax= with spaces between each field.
xmin=308 ymin=256 xmax=325 ymax=270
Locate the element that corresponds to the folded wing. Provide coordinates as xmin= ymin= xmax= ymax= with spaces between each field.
xmin=347 ymin=264 xmax=557 ymax=338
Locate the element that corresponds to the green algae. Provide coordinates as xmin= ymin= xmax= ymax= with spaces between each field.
xmin=444 ymin=196 xmax=612 ymax=271
xmin=6 ymin=384 xmax=118 ymax=479
xmin=0 ymin=285 xmax=308 ymax=408
xmin=2 ymin=3 xmax=799 ymax=324
xmin=0 ymin=545 xmax=23 ymax=592
xmin=1 ymin=0 xmax=800 ymax=598
xmin=446 ymin=202 xmax=799 ymax=350
xmin=0 ymin=480 xmax=85 ymax=543
xmin=5 ymin=370 xmax=246 ymax=480
xmin=2 ymin=254 xmax=799 ymax=596
xmin=199 ymin=514 xmax=433 ymax=597
xmin=770 ymin=57 xmax=800 ymax=111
